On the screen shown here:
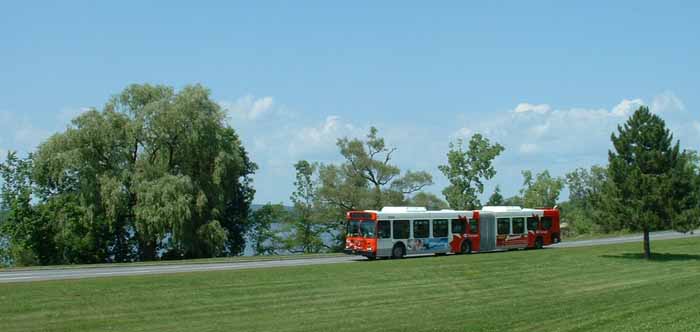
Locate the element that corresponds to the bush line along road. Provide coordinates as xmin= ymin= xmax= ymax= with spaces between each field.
xmin=1 ymin=237 xmax=699 ymax=332
xmin=0 ymin=230 xmax=697 ymax=283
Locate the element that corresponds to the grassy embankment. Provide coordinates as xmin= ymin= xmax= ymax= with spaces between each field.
xmin=1 ymin=238 xmax=699 ymax=332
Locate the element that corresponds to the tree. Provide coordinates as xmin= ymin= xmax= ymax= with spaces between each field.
xmin=0 ymin=152 xmax=45 ymax=266
xmin=668 ymin=150 xmax=700 ymax=233
xmin=249 ymin=203 xmax=286 ymax=255
xmin=439 ymin=134 xmax=504 ymax=210
xmin=486 ymin=185 xmax=505 ymax=206
xmin=502 ymin=195 xmax=523 ymax=206
xmin=607 ymin=106 xmax=692 ymax=259
xmin=564 ymin=166 xmax=615 ymax=234
xmin=309 ymin=127 xmax=436 ymax=251
xmin=520 ymin=170 xmax=564 ymax=208
xmin=406 ymin=192 xmax=448 ymax=210
xmin=287 ymin=160 xmax=328 ymax=253
xmin=335 ymin=127 xmax=433 ymax=210
xmin=12 ymin=83 xmax=257 ymax=264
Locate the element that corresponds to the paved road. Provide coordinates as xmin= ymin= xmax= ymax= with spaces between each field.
xmin=1 ymin=230 xmax=698 ymax=283
xmin=0 ymin=256 xmax=362 ymax=283
xmin=551 ymin=230 xmax=700 ymax=248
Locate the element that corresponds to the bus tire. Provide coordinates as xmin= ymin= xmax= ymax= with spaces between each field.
xmin=552 ymin=233 xmax=560 ymax=244
xmin=535 ymin=237 xmax=543 ymax=249
xmin=391 ymin=243 xmax=405 ymax=259
xmin=461 ymin=240 xmax=472 ymax=254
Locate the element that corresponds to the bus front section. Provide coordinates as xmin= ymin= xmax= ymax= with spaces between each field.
xmin=344 ymin=211 xmax=378 ymax=259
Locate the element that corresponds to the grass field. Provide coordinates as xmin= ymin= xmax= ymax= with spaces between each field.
xmin=1 ymin=238 xmax=699 ymax=332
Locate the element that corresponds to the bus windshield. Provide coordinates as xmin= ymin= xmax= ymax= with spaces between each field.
xmin=347 ymin=220 xmax=361 ymax=237
xmin=360 ymin=221 xmax=377 ymax=238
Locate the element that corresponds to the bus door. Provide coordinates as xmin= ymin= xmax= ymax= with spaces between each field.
xmin=449 ymin=217 xmax=467 ymax=253
xmin=467 ymin=218 xmax=481 ymax=252
xmin=377 ymin=220 xmax=392 ymax=257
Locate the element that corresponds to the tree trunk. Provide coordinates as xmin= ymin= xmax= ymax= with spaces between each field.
xmin=643 ymin=227 xmax=651 ymax=259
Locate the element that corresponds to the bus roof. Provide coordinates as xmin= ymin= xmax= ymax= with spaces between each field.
xmin=369 ymin=206 xmax=473 ymax=220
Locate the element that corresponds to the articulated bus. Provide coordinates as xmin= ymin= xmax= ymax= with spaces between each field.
xmin=344 ymin=206 xmax=560 ymax=259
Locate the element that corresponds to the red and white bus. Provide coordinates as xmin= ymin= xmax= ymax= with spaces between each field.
xmin=344 ymin=206 xmax=560 ymax=259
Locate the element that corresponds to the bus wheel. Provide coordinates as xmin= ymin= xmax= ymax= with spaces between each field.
xmin=535 ymin=237 xmax=543 ymax=249
xmin=391 ymin=244 xmax=405 ymax=259
xmin=461 ymin=241 xmax=472 ymax=254
xmin=552 ymin=234 xmax=560 ymax=244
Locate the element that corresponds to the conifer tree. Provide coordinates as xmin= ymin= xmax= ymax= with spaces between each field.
xmin=608 ymin=106 xmax=691 ymax=259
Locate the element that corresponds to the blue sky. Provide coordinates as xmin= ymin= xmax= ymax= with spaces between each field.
xmin=1 ymin=1 xmax=699 ymax=204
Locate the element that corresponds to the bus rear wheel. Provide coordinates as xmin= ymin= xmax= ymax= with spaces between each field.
xmin=391 ymin=244 xmax=405 ymax=259
xmin=460 ymin=240 xmax=472 ymax=254
xmin=552 ymin=234 xmax=560 ymax=244
xmin=535 ymin=237 xmax=543 ymax=249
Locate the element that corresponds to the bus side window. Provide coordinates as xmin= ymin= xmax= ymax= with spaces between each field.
xmin=497 ymin=218 xmax=510 ymax=235
xmin=378 ymin=220 xmax=391 ymax=239
xmin=542 ymin=217 xmax=553 ymax=230
xmin=512 ymin=217 xmax=525 ymax=234
xmin=527 ymin=217 xmax=538 ymax=231
xmin=451 ymin=219 xmax=465 ymax=235
xmin=433 ymin=219 xmax=448 ymax=238
xmin=393 ymin=220 xmax=409 ymax=239
xmin=469 ymin=219 xmax=478 ymax=234
xmin=413 ymin=220 xmax=429 ymax=238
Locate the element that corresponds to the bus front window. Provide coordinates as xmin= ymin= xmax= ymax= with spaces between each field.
xmin=360 ymin=221 xmax=377 ymax=238
xmin=347 ymin=220 xmax=361 ymax=237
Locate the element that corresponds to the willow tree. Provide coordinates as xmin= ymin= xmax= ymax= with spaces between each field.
xmin=30 ymin=84 xmax=255 ymax=262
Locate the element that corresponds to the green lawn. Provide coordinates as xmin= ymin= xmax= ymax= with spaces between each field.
xmin=2 ymin=238 xmax=699 ymax=332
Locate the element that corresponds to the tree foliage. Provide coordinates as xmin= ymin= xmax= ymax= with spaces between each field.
xmin=286 ymin=160 xmax=329 ymax=253
xmin=439 ymin=134 xmax=504 ymax=210
xmin=607 ymin=106 xmax=696 ymax=258
xmin=520 ymin=170 xmax=564 ymax=208
xmin=249 ymin=203 xmax=287 ymax=255
xmin=406 ymin=192 xmax=448 ymax=210
xmin=486 ymin=185 xmax=505 ymax=206
xmin=1 ymin=84 xmax=256 ymax=265
xmin=562 ymin=166 xmax=613 ymax=235
xmin=293 ymin=127 xmax=437 ymax=251
xmin=333 ymin=127 xmax=433 ymax=210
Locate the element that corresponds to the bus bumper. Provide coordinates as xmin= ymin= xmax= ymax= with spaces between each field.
xmin=344 ymin=249 xmax=376 ymax=258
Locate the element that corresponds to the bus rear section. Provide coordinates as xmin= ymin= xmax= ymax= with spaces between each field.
xmin=475 ymin=206 xmax=561 ymax=251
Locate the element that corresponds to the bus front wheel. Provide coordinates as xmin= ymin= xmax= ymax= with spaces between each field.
xmin=392 ymin=244 xmax=405 ymax=259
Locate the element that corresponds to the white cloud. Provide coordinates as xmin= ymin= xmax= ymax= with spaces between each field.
xmin=611 ymin=98 xmax=645 ymax=117
xmin=0 ymin=110 xmax=53 ymax=154
xmin=513 ymin=103 xmax=551 ymax=114
xmin=651 ymin=91 xmax=685 ymax=114
xmin=693 ymin=121 xmax=700 ymax=134
xmin=519 ymin=143 xmax=538 ymax=154
xmin=453 ymin=127 xmax=473 ymax=139
xmin=290 ymin=116 xmax=357 ymax=156
xmin=222 ymin=95 xmax=275 ymax=120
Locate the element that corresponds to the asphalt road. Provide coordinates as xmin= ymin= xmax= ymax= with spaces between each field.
xmin=1 ymin=230 xmax=698 ymax=283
